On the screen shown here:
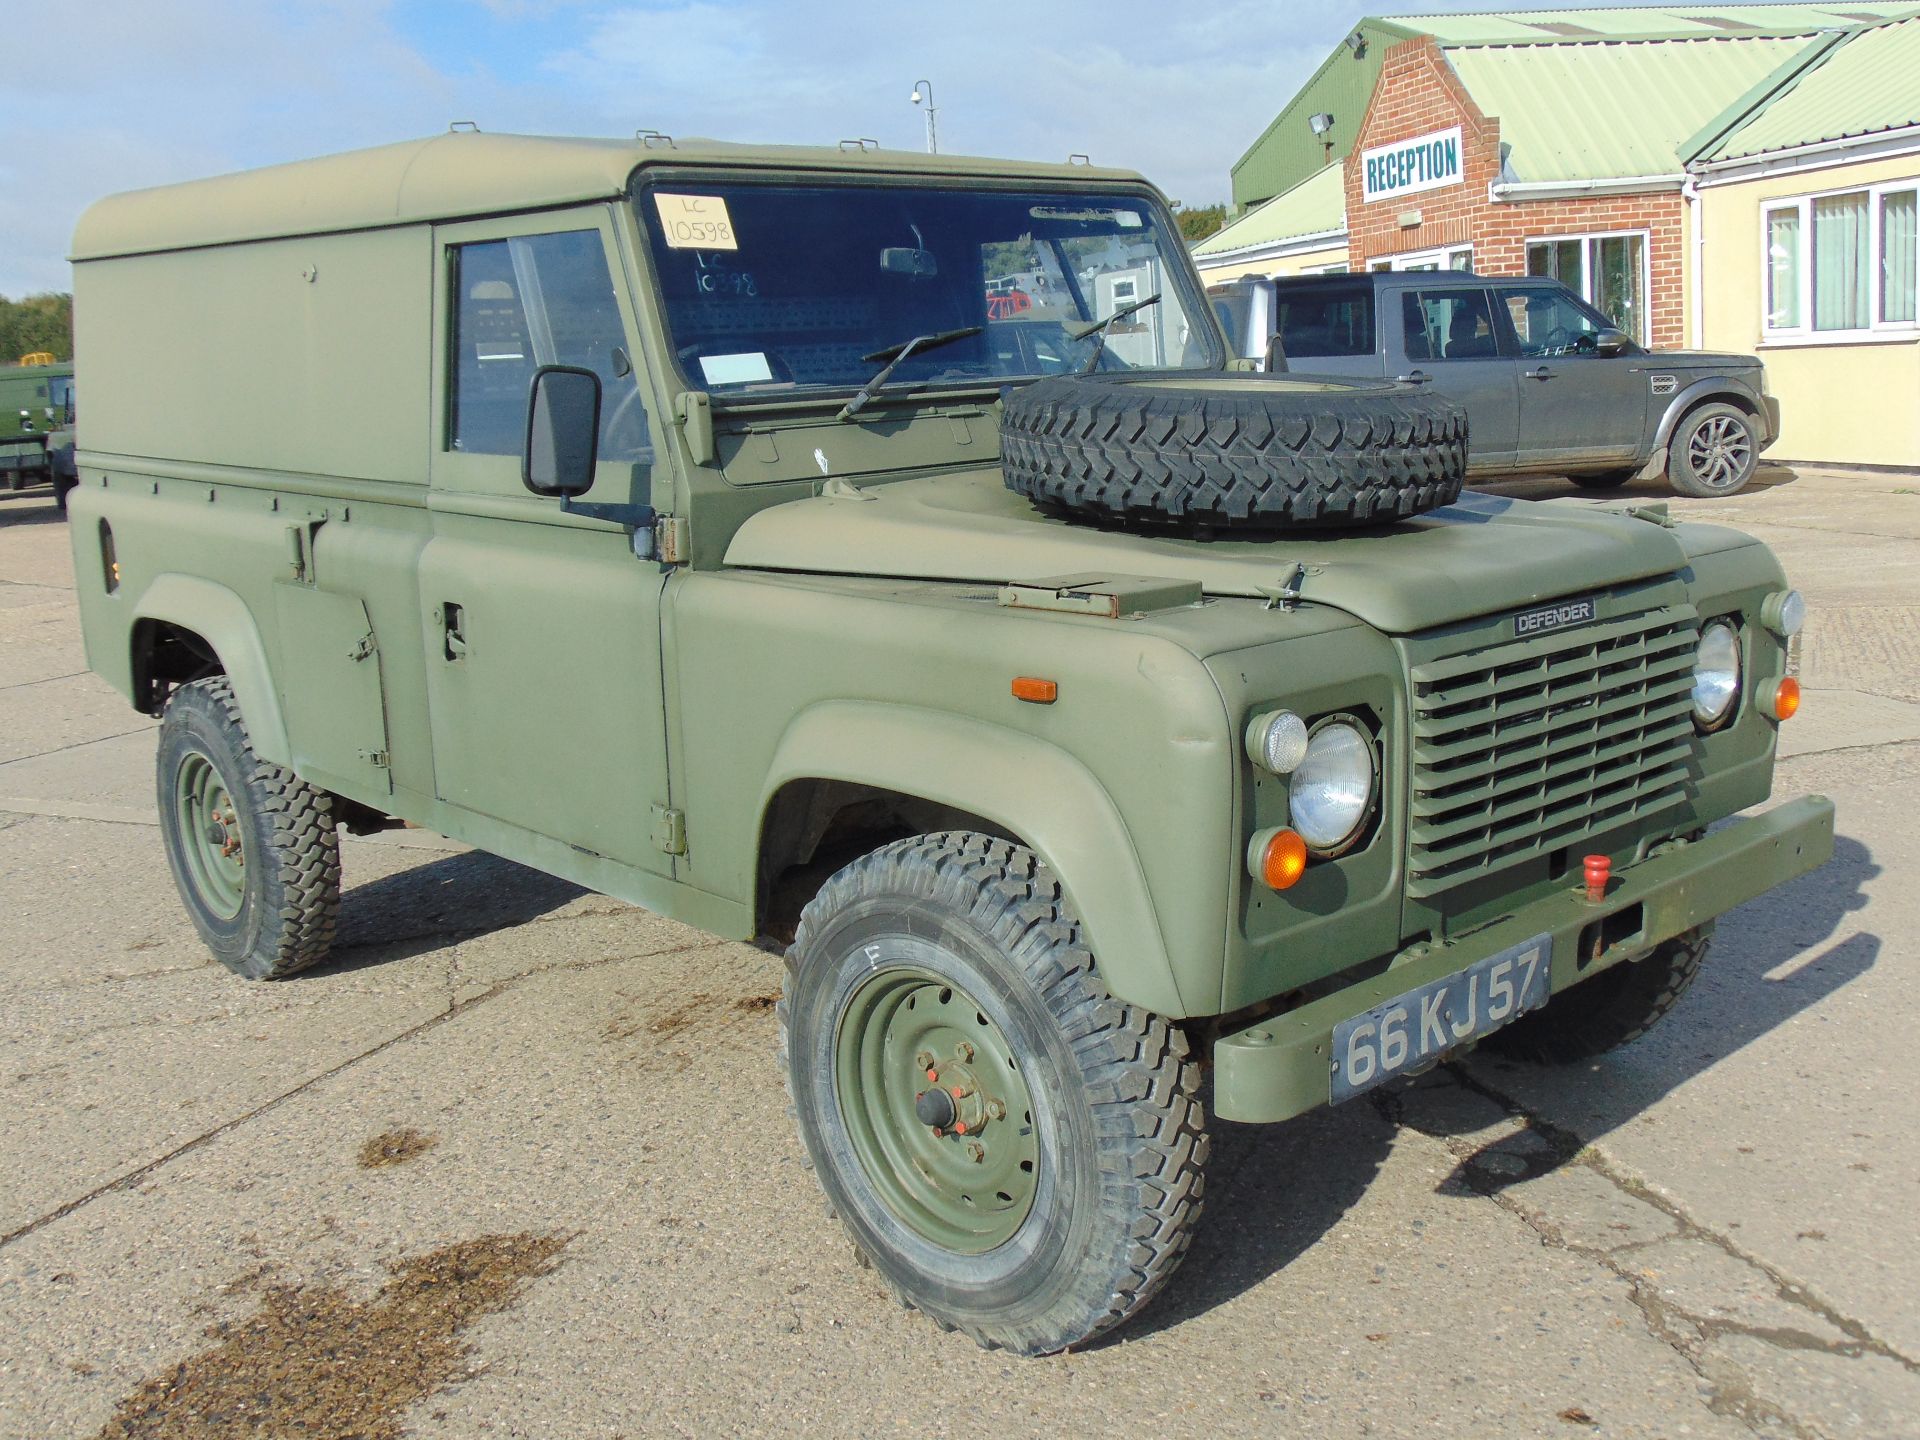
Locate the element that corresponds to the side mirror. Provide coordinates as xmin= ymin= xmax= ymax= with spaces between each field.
xmin=1595 ymin=327 xmax=1632 ymax=357
xmin=1264 ymin=333 xmax=1290 ymax=374
xmin=523 ymin=365 xmax=601 ymax=497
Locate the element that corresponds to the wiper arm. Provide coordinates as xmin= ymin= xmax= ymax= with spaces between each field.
xmin=1068 ymin=293 xmax=1160 ymax=373
xmin=836 ymin=325 xmax=984 ymax=421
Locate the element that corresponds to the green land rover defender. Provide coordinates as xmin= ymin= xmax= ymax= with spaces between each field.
xmin=68 ymin=132 xmax=1833 ymax=1355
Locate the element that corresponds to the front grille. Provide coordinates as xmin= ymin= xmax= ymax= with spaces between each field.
xmin=1407 ymin=607 xmax=1698 ymax=897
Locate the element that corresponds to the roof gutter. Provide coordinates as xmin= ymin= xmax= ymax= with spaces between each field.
xmin=1195 ymin=226 xmax=1350 ymax=268
xmin=1489 ymin=174 xmax=1685 ymax=202
xmin=1690 ymin=124 xmax=1920 ymax=184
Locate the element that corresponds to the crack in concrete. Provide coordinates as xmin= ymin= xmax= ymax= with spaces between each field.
xmin=1388 ymin=1065 xmax=1920 ymax=1438
xmin=0 ymin=937 xmax=716 ymax=1252
xmin=0 ymin=669 xmax=88 ymax=692
xmin=0 ymin=724 xmax=154 ymax=770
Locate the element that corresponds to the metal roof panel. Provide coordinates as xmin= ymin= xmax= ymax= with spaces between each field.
xmin=1700 ymin=12 xmax=1920 ymax=158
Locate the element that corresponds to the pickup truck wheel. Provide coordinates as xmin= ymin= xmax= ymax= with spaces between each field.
xmin=1000 ymin=372 xmax=1466 ymax=530
xmin=156 ymin=677 xmax=341 ymax=979
xmin=1480 ymin=931 xmax=1708 ymax=1064
xmin=1667 ymin=404 xmax=1758 ymax=498
xmin=779 ymin=832 xmax=1207 ymax=1354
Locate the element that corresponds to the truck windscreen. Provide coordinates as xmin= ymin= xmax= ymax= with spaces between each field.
xmin=634 ymin=181 xmax=1219 ymax=397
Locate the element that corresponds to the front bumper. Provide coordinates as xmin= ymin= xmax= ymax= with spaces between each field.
xmin=1212 ymin=795 xmax=1835 ymax=1123
xmin=1761 ymin=395 xmax=1782 ymax=448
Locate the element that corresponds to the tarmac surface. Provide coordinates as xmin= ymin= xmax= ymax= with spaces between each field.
xmin=1 ymin=464 xmax=1916 ymax=1438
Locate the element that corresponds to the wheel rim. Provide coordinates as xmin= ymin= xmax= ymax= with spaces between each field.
xmin=173 ymin=750 xmax=247 ymax=920
xmin=834 ymin=965 xmax=1040 ymax=1254
xmin=1686 ymin=414 xmax=1753 ymax=491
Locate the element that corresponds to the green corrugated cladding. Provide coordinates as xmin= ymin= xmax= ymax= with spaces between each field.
xmin=1697 ymin=12 xmax=1920 ymax=160
xmin=1230 ymin=5 xmax=1920 ymax=208
xmin=1395 ymin=3 xmax=1917 ymax=43
xmin=1229 ymin=21 xmax=1415 ymax=210
xmin=1448 ymin=34 xmax=1821 ymax=181
xmin=1196 ymin=163 xmax=1346 ymax=258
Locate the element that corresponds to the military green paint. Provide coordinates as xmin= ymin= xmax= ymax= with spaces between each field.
xmin=67 ymin=132 xmax=1822 ymax=1050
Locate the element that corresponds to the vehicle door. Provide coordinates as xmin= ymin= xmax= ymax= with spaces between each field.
xmin=419 ymin=209 xmax=673 ymax=874
xmin=1494 ymin=283 xmax=1649 ymax=468
xmin=1394 ymin=283 xmax=1518 ymax=472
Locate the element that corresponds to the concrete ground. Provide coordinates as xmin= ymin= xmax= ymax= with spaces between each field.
xmin=0 ymin=465 xmax=1914 ymax=1439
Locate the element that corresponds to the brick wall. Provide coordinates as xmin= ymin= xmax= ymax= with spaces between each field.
xmin=1345 ymin=38 xmax=1688 ymax=348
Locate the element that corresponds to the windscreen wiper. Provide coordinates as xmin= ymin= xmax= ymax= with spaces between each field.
xmin=1068 ymin=293 xmax=1160 ymax=373
xmin=836 ymin=325 xmax=984 ymax=421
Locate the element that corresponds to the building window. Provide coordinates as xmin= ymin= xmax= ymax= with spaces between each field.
xmin=1763 ymin=183 xmax=1919 ymax=339
xmin=1525 ymin=232 xmax=1647 ymax=343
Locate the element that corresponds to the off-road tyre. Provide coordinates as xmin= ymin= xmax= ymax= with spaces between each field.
xmin=1482 ymin=930 xmax=1709 ymax=1064
xmin=779 ymin=832 xmax=1207 ymax=1354
xmin=1666 ymin=402 xmax=1759 ymax=498
xmin=156 ymin=677 xmax=341 ymax=979
xmin=999 ymin=371 xmax=1466 ymax=530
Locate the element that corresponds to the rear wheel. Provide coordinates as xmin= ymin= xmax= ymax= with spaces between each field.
xmin=156 ymin=678 xmax=341 ymax=979
xmin=1481 ymin=930 xmax=1708 ymax=1064
xmin=780 ymin=832 xmax=1207 ymax=1354
xmin=1667 ymin=403 xmax=1758 ymax=498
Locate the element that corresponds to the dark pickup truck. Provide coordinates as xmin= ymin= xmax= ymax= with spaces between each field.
xmin=1210 ymin=271 xmax=1780 ymax=498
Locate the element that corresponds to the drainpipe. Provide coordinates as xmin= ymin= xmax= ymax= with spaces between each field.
xmin=1684 ymin=174 xmax=1704 ymax=351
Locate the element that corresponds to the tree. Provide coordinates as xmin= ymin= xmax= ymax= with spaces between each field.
xmin=1175 ymin=205 xmax=1228 ymax=245
xmin=0 ymin=293 xmax=75 ymax=364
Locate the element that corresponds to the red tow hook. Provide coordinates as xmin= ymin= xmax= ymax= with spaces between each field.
xmin=1583 ymin=854 xmax=1612 ymax=905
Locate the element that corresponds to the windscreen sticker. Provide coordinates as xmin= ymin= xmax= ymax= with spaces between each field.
xmin=654 ymin=193 xmax=738 ymax=250
xmin=698 ymin=352 xmax=774 ymax=385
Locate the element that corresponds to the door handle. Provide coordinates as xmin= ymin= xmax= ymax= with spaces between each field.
xmin=1525 ymin=366 xmax=1556 ymax=381
xmin=1396 ymin=369 xmax=1432 ymax=384
xmin=441 ymin=602 xmax=467 ymax=661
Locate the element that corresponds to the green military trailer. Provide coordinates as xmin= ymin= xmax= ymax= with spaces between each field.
xmin=68 ymin=132 xmax=1833 ymax=1355
xmin=1 ymin=356 xmax=77 ymax=510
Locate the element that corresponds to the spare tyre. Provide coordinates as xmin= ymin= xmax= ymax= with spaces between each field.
xmin=1000 ymin=372 xmax=1467 ymax=530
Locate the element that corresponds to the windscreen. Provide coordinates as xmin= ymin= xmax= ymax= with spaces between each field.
xmin=635 ymin=181 xmax=1218 ymax=397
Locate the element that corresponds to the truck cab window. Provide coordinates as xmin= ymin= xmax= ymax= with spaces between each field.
xmin=449 ymin=231 xmax=648 ymax=460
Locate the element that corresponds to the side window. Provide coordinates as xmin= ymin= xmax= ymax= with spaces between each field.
xmin=449 ymin=230 xmax=648 ymax=461
xmin=1501 ymin=287 xmax=1605 ymax=357
xmin=1274 ymin=283 xmax=1374 ymax=358
xmin=1404 ymin=287 xmax=1498 ymax=361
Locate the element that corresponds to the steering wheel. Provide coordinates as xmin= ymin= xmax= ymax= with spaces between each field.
xmin=1542 ymin=324 xmax=1573 ymax=353
xmin=1569 ymin=331 xmax=1598 ymax=355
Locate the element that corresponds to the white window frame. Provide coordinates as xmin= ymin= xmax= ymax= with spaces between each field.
xmin=1524 ymin=228 xmax=1652 ymax=343
xmin=1760 ymin=179 xmax=1920 ymax=345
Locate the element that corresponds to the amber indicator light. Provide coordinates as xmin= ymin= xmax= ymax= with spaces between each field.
xmin=1011 ymin=677 xmax=1058 ymax=704
xmin=1769 ymin=676 xmax=1801 ymax=721
xmin=1259 ymin=829 xmax=1308 ymax=890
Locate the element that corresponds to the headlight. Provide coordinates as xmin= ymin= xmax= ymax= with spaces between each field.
xmin=1761 ymin=589 xmax=1804 ymax=638
xmin=1289 ymin=718 xmax=1376 ymax=854
xmin=1245 ymin=709 xmax=1309 ymax=774
xmin=1692 ymin=621 xmax=1742 ymax=729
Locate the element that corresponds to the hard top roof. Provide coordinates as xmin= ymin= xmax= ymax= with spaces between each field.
xmin=70 ymin=131 xmax=1147 ymax=262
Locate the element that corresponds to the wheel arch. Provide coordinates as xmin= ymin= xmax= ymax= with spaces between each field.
xmin=131 ymin=574 xmax=290 ymax=766
xmin=1652 ymin=379 xmax=1760 ymax=452
xmin=755 ymin=701 xmax=1192 ymax=1017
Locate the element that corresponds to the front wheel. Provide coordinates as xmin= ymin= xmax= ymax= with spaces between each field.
xmin=1667 ymin=403 xmax=1759 ymax=498
xmin=1481 ymin=930 xmax=1708 ymax=1064
xmin=779 ymin=833 xmax=1207 ymax=1354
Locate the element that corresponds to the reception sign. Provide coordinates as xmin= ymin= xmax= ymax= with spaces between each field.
xmin=1361 ymin=126 xmax=1464 ymax=203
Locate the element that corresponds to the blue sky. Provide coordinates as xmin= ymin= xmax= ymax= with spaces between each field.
xmin=1 ymin=0 xmax=1598 ymax=297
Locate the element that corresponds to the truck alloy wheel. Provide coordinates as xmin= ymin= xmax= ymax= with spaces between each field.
xmin=155 ymin=677 xmax=342 ymax=980
xmin=1668 ymin=403 xmax=1758 ymax=498
xmin=779 ymin=832 xmax=1207 ymax=1354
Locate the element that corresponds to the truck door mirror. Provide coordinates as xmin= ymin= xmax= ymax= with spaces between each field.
xmin=523 ymin=365 xmax=601 ymax=497
xmin=1594 ymin=327 xmax=1632 ymax=357
xmin=1264 ymin=333 xmax=1290 ymax=374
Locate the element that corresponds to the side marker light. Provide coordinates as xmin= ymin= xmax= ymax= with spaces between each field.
xmin=1011 ymin=677 xmax=1058 ymax=704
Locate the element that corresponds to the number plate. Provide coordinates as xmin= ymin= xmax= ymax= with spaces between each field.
xmin=1331 ymin=934 xmax=1552 ymax=1103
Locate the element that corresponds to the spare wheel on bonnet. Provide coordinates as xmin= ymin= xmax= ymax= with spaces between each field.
xmin=999 ymin=372 xmax=1467 ymax=529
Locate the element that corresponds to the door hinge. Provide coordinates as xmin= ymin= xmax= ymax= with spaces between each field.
xmin=358 ymin=748 xmax=390 ymax=769
xmin=348 ymin=632 xmax=377 ymax=662
xmin=651 ymin=804 xmax=687 ymax=856
xmin=657 ymin=515 xmax=691 ymax=565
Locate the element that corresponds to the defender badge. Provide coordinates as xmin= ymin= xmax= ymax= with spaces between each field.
xmin=1514 ymin=596 xmax=1597 ymax=636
